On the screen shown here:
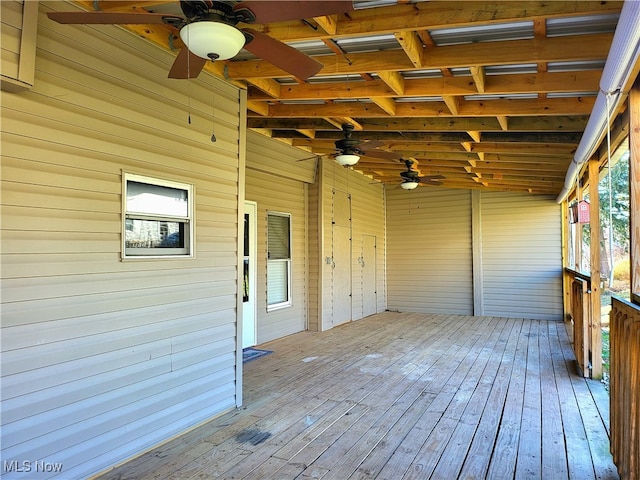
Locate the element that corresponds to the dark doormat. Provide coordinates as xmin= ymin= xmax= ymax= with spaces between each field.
xmin=242 ymin=347 xmax=273 ymax=363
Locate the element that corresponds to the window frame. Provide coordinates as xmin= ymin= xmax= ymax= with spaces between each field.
xmin=122 ymin=173 xmax=194 ymax=259
xmin=266 ymin=211 xmax=292 ymax=311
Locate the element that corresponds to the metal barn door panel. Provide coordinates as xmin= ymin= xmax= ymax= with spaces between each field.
xmin=362 ymin=235 xmax=377 ymax=317
xmin=332 ymin=190 xmax=352 ymax=326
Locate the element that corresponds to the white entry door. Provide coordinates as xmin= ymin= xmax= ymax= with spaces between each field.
xmin=242 ymin=201 xmax=257 ymax=348
xmin=362 ymin=235 xmax=377 ymax=317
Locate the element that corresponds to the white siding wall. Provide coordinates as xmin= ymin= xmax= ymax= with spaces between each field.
xmin=386 ymin=188 xmax=562 ymax=320
xmin=479 ymin=192 xmax=563 ymax=320
xmin=1 ymin=3 xmax=242 ymax=478
xmin=318 ymin=161 xmax=386 ymax=330
xmin=308 ymin=171 xmax=321 ymax=331
xmin=386 ymin=187 xmax=474 ymax=314
xmin=245 ymin=135 xmax=315 ymax=343
xmin=1 ymin=1 xmax=38 ymax=91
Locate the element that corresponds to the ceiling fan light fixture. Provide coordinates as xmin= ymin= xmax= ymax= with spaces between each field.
xmin=400 ymin=181 xmax=419 ymax=190
xmin=180 ymin=21 xmax=246 ymax=61
xmin=335 ymin=154 xmax=360 ymax=166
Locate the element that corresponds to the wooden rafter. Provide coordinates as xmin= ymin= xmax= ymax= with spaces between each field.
xmin=81 ymin=0 xmax=624 ymax=194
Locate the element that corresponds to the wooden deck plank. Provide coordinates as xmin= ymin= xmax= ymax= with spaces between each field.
xmin=550 ymin=321 xmax=597 ymax=480
xmin=97 ymin=314 xmax=618 ymax=480
xmin=312 ymin=315 xmax=490 ymax=478
xmin=557 ymin=321 xmax=620 ymax=479
xmin=485 ymin=318 xmax=532 ymax=479
xmin=429 ymin=317 xmax=514 ymax=479
xmin=402 ymin=317 xmax=505 ymax=479
xmin=457 ymin=317 xmax=524 ymax=479
xmin=375 ymin=316 xmax=502 ymax=479
xmin=515 ymin=319 xmax=543 ymax=478
xmin=540 ymin=321 xmax=570 ymax=479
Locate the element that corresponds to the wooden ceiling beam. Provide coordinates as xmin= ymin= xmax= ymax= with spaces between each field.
xmin=271 ymin=130 xmax=582 ymax=143
xmin=471 ymin=161 xmax=569 ymax=172
xmin=242 ymin=2 xmax=621 ymax=43
xmin=470 ymin=66 xmax=486 ymax=94
xmin=226 ymin=34 xmax=612 ymax=79
xmin=293 ymin=140 xmax=575 ymax=157
xmin=257 ymin=97 xmax=594 ymax=118
xmin=377 ymin=71 xmax=405 ymax=96
xmin=314 ymin=15 xmax=339 ymax=36
xmin=468 ymin=143 xmax=576 ymax=156
xmin=370 ymin=97 xmax=397 ymax=116
xmin=247 ymin=101 xmax=269 ymax=116
xmin=246 ymin=78 xmax=281 ymax=98
xmin=395 ymin=30 xmax=424 ymax=68
xmin=247 ymin=71 xmax=600 ymax=102
xmin=247 ymin=116 xmax=589 ymax=132
xmin=465 ymin=167 xmax=566 ymax=177
xmin=443 ymin=95 xmax=460 ymax=115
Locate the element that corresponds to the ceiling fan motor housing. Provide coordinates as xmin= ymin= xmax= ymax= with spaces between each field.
xmin=178 ymin=1 xmax=249 ymax=61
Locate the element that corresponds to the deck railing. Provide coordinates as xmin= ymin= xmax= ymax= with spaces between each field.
xmin=610 ymin=296 xmax=640 ymax=480
xmin=565 ymin=269 xmax=592 ymax=377
xmin=571 ymin=277 xmax=591 ymax=376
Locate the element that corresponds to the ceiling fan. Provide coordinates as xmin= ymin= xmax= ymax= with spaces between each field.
xmin=398 ymin=159 xmax=445 ymax=190
xmin=332 ymin=124 xmax=387 ymax=166
xmin=46 ymin=0 xmax=355 ymax=80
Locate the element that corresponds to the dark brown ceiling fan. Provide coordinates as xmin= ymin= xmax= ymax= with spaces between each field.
xmin=398 ymin=159 xmax=445 ymax=189
xmin=47 ymin=0 xmax=354 ymax=80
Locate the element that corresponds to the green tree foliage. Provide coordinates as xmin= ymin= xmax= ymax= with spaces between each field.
xmin=599 ymin=151 xmax=630 ymax=251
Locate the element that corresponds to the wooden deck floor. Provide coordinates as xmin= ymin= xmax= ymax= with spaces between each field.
xmin=99 ymin=313 xmax=619 ymax=480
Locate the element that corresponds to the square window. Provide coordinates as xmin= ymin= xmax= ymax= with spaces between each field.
xmin=123 ymin=173 xmax=194 ymax=258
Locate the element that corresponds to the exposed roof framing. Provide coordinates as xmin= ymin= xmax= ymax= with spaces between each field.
xmin=72 ymin=0 xmax=625 ymax=194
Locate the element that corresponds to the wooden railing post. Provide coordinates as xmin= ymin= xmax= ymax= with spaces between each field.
xmin=631 ymin=78 xmax=640 ymax=303
xmin=610 ymin=297 xmax=640 ymax=480
xmin=589 ymin=159 xmax=603 ymax=379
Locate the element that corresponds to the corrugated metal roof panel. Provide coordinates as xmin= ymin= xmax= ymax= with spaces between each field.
xmin=464 ymin=93 xmax=539 ymax=101
xmin=546 ymin=13 xmax=619 ymax=37
xmin=429 ymin=21 xmax=534 ymax=46
xmin=335 ymin=34 xmax=400 ymax=53
xmin=396 ymin=96 xmax=443 ymax=102
xmin=548 ymin=60 xmax=606 ymax=72
xmin=547 ymin=91 xmax=598 ymax=98
xmin=485 ymin=64 xmax=538 ymax=75
xmin=402 ymin=69 xmax=444 ymax=79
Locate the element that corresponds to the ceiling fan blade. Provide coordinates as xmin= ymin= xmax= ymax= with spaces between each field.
xmin=420 ymin=175 xmax=446 ymax=181
xmin=233 ymin=1 xmax=354 ymax=24
xmin=168 ymin=47 xmax=208 ymax=79
xmin=358 ymin=141 xmax=386 ymax=151
xmin=47 ymin=11 xmax=184 ymax=25
xmin=242 ymin=28 xmax=322 ymax=80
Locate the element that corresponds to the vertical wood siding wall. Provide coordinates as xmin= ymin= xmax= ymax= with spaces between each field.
xmin=245 ymin=133 xmax=315 ymax=343
xmin=1 ymin=3 xmax=242 ymax=478
xmin=386 ymin=188 xmax=562 ymax=320
xmin=318 ymin=162 xmax=386 ymax=330
xmin=480 ymin=192 xmax=563 ymax=320
xmin=386 ymin=187 xmax=474 ymax=314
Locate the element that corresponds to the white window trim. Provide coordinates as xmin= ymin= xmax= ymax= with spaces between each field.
xmin=267 ymin=211 xmax=292 ymax=311
xmin=122 ymin=172 xmax=194 ymax=260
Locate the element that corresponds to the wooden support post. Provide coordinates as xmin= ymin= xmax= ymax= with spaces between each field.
xmin=630 ymin=79 xmax=640 ymax=302
xmin=589 ymin=159 xmax=603 ymax=379
xmin=561 ymin=201 xmax=573 ymax=324
xmin=575 ymin=186 xmax=583 ymax=271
